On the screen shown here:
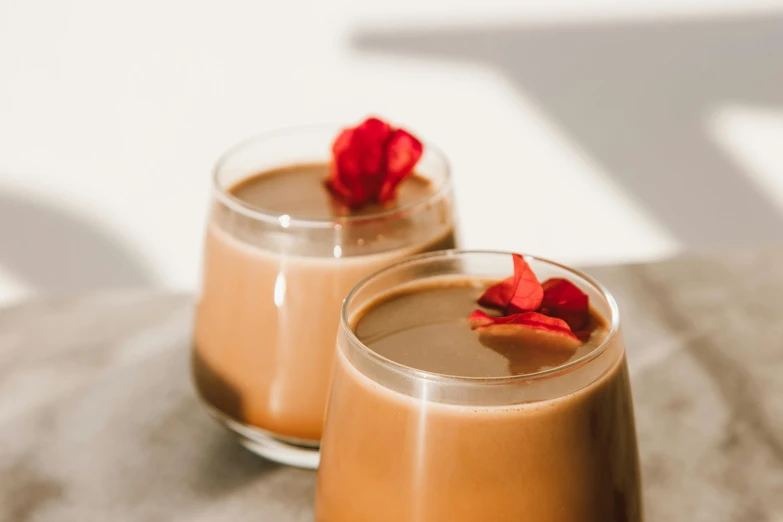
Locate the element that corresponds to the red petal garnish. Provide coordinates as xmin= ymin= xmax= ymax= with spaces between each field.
xmin=468 ymin=310 xmax=578 ymax=340
xmin=508 ymin=255 xmax=545 ymax=313
xmin=471 ymin=253 xmax=597 ymax=359
xmin=327 ymin=117 xmax=423 ymax=208
xmin=540 ymin=278 xmax=589 ymax=331
xmin=380 ymin=129 xmax=423 ymax=202
xmin=468 ymin=309 xmax=498 ymax=328
xmin=476 ymin=276 xmax=513 ymax=311
xmin=477 ymin=254 xmax=543 ymax=314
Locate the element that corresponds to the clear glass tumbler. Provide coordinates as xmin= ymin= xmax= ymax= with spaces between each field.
xmin=316 ymin=250 xmax=642 ymax=521
xmin=192 ymin=125 xmax=457 ymax=469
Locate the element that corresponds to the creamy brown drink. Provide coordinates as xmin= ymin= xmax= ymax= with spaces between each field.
xmin=353 ymin=281 xmax=608 ymax=377
xmin=192 ymin=121 xmax=456 ymax=468
xmin=316 ymin=252 xmax=642 ymax=521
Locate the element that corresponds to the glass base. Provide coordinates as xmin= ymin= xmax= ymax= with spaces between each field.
xmin=205 ymin=404 xmax=320 ymax=469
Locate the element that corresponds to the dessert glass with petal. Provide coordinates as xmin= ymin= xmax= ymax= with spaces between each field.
xmin=192 ymin=123 xmax=457 ymax=468
xmin=316 ymin=250 xmax=642 ymax=521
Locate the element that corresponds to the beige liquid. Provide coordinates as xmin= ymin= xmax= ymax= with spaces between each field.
xmin=192 ymin=164 xmax=456 ymax=441
xmin=316 ymin=280 xmax=641 ymax=521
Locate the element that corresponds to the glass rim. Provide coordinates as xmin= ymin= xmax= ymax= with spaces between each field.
xmin=211 ymin=123 xmax=453 ymax=230
xmin=340 ymin=249 xmax=621 ymax=386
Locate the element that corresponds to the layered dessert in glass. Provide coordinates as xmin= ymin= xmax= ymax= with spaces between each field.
xmin=192 ymin=119 xmax=457 ymax=468
xmin=316 ymin=250 xmax=641 ymax=521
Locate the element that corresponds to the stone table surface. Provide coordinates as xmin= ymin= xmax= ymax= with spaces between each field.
xmin=1 ymin=249 xmax=783 ymax=522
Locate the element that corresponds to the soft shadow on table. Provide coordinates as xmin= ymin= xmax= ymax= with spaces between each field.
xmin=0 ymin=189 xmax=157 ymax=294
xmin=0 ymin=295 xmax=293 ymax=521
xmin=96 ymin=323 xmax=284 ymax=498
xmin=182 ymin=401 xmax=280 ymax=497
xmin=354 ymin=12 xmax=783 ymax=247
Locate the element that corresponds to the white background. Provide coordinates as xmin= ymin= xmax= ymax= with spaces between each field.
xmin=2 ymin=0 xmax=783 ymax=304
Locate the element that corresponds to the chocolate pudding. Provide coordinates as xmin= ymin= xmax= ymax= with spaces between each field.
xmin=316 ymin=265 xmax=641 ymax=521
xmin=354 ymin=280 xmax=608 ymax=377
xmin=193 ymin=162 xmax=456 ymax=447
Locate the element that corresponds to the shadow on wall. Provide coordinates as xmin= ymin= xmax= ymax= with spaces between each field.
xmin=354 ymin=12 xmax=783 ymax=247
xmin=0 ymin=190 xmax=157 ymax=295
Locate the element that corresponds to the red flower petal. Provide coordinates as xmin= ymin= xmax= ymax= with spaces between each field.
xmin=379 ymin=129 xmax=423 ymax=203
xmin=469 ymin=310 xmax=578 ymax=340
xmin=540 ymin=278 xmax=589 ymax=331
xmin=328 ymin=128 xmax=362 ymax=205
xmin=467 ymin=309 xmax=496 ymax=327
xmin=326 ymin=117 xmax=423 ymax=208
xmin=476 ymin=276 xmax=514 ymax=311
xmin=351 ymin=118 xmax=389 ymax=183
xmin=508 ymin=254 xmax=544 ymax=313
xmin=477 ymin=254 xmax=543 ymax=314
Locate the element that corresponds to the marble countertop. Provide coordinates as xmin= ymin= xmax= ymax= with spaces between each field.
xmin=1 ymin=250 xmax=782 ymax=521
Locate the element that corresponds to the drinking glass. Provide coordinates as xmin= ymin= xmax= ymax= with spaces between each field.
xmin=316 ymin=250 xmax=642 ymax=521
xmin=192 ymin=125 xmax=456 ymax=468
